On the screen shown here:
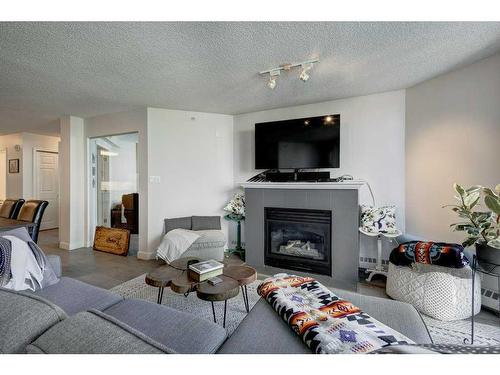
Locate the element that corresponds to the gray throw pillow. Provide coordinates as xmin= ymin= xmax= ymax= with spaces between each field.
xmin=0 ymin=227 xmax=33 ymax=242
xmin=191 ymin=216 xmax=221 ymax=231
xmin=164 ymin=216 xmax=192 ymax=234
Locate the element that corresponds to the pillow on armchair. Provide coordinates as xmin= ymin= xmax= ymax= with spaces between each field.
xmin=191 ymin=216 xmax=221 ymax=231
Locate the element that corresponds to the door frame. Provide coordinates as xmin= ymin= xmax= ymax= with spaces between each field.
xmin=32 ymin=147 xmax=59 ymax=229
xmin=86 ymin=131 xmax=140 ymax=248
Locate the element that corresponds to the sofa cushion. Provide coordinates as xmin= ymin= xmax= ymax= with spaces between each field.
xmin=33 ymin=277 xmax=123 ymax=315
xmin=26 ymin=310 xmax=173 ymax=354
xmin=188 ymin=230 xmax=226 ymax=250
xmin=164 ymin=216 xmax=192 ymax=234
xmin=0 ymin=288 xmax=67 ymax=353
xmin=191 ymin=216 xmax=221 ymax=231
xmin=103 ymin=298 xmax=227 ymax=354
xmin=218 ymin=299 xmax=310 ymax=354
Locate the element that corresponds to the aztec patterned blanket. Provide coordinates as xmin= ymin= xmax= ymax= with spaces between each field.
xmin=258 ymin=274 xmax=413 ymax=354
xmin=389 ymin=241 xmax=469 ymax=268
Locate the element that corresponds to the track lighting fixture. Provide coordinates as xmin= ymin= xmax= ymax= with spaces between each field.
xmin=260 ymin=59 xmax=318 ymax=89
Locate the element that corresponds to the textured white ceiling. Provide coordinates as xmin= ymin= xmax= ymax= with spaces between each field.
xmin=1 ymin=22 xmax=500 ymax=135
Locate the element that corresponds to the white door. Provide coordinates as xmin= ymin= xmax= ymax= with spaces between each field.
xmin=34 ymin=151 xmax=59 ymax=230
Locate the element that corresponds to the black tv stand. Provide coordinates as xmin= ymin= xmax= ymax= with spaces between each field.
xmin=247 ymin=169 xmax=333 ymax=183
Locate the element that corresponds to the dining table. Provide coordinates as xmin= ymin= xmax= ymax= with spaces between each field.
xmin=0 ymin=217 xmax=36 ymax=236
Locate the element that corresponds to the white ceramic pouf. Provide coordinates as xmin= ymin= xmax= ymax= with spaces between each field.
xmin=386 ymin=262 xmax=482 ymax=321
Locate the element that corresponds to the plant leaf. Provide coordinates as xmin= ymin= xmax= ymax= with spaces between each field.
xmin=466 ymin=185 xmax=482 ymax=193
xmin=462 ymin=237 xmax=477 ymax=248
xmin=485 ymin=195 xmax=500 ymax=216
xmin=464 ymin=191 xmax=480 ymax=208
xmin=454 ymin=183 xmax=465 ymax=197
xmin=483 ymin=187 xmax=497 ymax=198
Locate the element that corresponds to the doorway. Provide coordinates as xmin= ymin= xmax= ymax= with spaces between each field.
xmin=88 ymin=133 xmax=139 ymax=254
xmin=33 ymin=150 xmax=59 ymax=230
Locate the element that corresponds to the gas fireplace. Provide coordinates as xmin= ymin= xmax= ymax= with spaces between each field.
xmin=264 ymin=207 xmax=332 ymax=276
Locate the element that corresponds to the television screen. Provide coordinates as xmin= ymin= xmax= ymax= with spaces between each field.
xmin=255 ymin=114 xmax=340 ymax=169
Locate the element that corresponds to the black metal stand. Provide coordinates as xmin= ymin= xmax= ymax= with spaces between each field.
xmin=156 ymin=287 xmax=164 ymax=304
xmin=211 ymin=300 xmax=228 ymax=328
xmin=466 ymin=255 xmax=500 ymax=345
xmin=241 ymin=285 xmax=250 ymax=313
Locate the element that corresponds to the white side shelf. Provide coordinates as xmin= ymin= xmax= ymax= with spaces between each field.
xmin=240 ymin=180 xmax=366 ymax=190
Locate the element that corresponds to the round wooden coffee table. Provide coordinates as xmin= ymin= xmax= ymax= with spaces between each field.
xmin=223 ymin=265 xmax=258 ymax=312
xmin=145 ymin=258 xmax=257 ymax=328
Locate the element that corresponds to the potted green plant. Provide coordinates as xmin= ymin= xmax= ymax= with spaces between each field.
xmin=445 ymin=183 xmax=500 ymax=265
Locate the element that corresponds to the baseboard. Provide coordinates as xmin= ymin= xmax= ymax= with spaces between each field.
xmin=59 ymin=241 xmax=85 ymax=250
xmin=137 ymin=250 xmax=156 ymax=260
xmin=59 ymin=242 xmax=70 ymax=250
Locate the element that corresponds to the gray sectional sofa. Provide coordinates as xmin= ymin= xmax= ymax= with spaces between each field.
xmin=0 ymin=254 xmax=433 ymax=354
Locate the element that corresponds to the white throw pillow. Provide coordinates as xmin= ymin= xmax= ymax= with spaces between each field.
xmin=360 ymin=205 xmax=397 ymax=234
xmin=156 ymin=229 xmax=200 ymax=264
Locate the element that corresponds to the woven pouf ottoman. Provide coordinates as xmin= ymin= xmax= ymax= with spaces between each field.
xmin=386 ymin=262 xmax=481 ymax=321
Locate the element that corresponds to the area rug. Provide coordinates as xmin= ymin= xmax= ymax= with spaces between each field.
xmin=422 ymin=315 xmax=500 ymax=346
xmin=111 ymin=274 xmax=500 ymax=344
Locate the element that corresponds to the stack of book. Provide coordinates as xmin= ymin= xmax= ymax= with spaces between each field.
xmin=188 ymin=260 xmax=224 ymax=282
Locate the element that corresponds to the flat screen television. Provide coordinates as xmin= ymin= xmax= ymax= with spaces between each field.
xmin=255 ymin=114 xmax=340 ymax=169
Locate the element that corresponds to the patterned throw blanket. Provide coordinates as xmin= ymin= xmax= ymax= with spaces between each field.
xmin=258 ymin=274 xmax=413 ymax=354
xmin=0 ymin=238 xmax=12 ymax=287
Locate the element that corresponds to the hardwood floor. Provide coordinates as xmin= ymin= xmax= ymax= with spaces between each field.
xmin=39 ymin=229 xmax=163 ymax=289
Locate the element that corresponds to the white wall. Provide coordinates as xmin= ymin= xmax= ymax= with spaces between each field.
xmin=406 ymin=52 xmax=500 ymax=243
xmin=21 ymin=133 xmax=60 ymax=199
xmin=147 ymin=108 xmax=234 ymax=258
xmin=59 ymin=116 xmax=85 ymax=250
xmin=233 ymin=90 xmax=406 ymax=263
xmin=0 ymin=133 xmax=23 ymax=198
xmin=107 ymin=134 xmax=138 ymax=207
xmin=0 ymin=132 xmax=60 ymax=199
xmin=85 ymin=109 xmax=148 ymax=253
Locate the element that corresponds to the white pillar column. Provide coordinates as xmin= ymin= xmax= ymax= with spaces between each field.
xmin=59 ymin=116 xmax=85 ymax=250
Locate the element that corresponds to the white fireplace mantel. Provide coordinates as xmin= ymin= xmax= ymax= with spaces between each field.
xmin=241 ymin=180 xmax=366 ymax=190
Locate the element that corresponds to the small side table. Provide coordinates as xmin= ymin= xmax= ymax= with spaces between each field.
xmin=359 ymin=228 xmax=401 ymax=282
xmin=467 ymin=255 xmax=500 ymax=345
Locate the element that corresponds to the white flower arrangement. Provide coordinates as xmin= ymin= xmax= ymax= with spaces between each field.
xmin=224 ymin=192 xmax=245 ymax=220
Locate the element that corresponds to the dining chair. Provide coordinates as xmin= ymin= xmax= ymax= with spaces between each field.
xmin=0 ymin=198 xmax=25 ymax=219
xmin=16 ymin=200 xmax=49 ymax=243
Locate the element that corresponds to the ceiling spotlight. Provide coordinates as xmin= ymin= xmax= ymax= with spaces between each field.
xmin=259 ymin=58 xmax=319 ymax=90
xmin=299 ymin=63 xmax=313 ymax=82
xmin=267 ymin=69 xmax=280 ymax=90
xmin=268 ymin=77 xmax=276 ymax=89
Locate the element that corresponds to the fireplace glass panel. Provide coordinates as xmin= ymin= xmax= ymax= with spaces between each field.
xmin=264 ymin=207 xmax=332 ymax=276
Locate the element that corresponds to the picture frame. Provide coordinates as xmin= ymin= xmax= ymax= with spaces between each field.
xmin=8 ymin=159 xmax=19 ymax=173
